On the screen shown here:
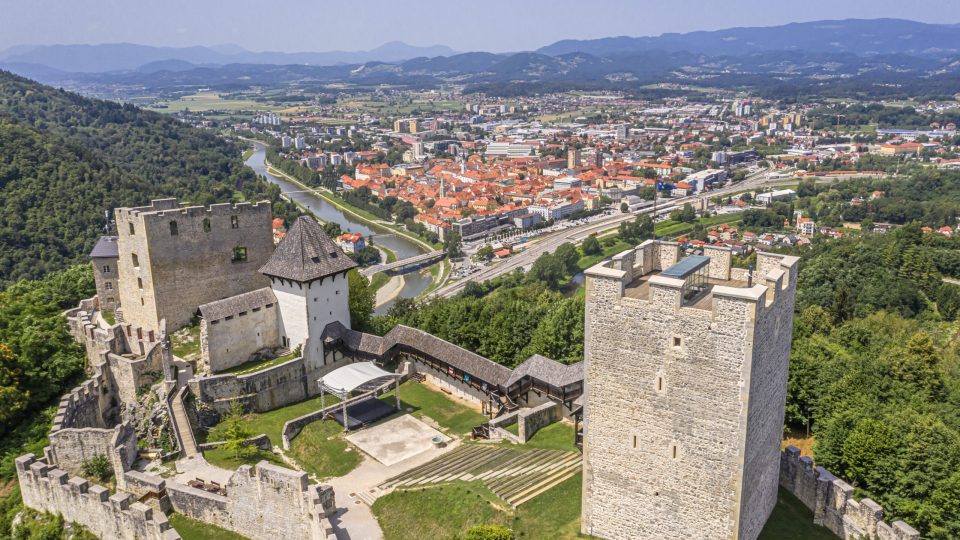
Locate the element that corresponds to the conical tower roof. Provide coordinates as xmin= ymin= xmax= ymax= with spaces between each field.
xmin=259 ymin=216 xmax=357 ymax=283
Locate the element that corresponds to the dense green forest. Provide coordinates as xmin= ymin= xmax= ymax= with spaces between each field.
xmin=0 ymin=70 xmax=296 ymax=287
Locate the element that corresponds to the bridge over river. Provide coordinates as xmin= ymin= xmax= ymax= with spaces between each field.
xmin=360 ymin=250 xmax=446 ymax=278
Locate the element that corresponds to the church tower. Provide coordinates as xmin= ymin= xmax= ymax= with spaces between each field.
xmin=581 ymin=241 xmax=799 ymax=540
xmin=258 ymin=216 xmax=356 ymax=367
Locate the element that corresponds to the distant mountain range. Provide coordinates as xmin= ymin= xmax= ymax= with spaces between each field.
xmin=0 ymin=41 xmax=458 ymax=72
xmin=537 ymin=18 xmax=960 ymax=57
xmin=3 ymin=19 xmax=960 ymax=98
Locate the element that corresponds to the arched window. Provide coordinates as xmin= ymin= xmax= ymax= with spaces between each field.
xmin=169 ymin=221 xmax=178 ymax=236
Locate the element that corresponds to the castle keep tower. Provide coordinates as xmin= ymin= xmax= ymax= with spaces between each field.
xmin=115 ymin=199 xmax=273 ymax=332
xmin=259 ymin=216 xmax=356 ymax=366
xmin=581 ymin=240 xmax=799 ymax=540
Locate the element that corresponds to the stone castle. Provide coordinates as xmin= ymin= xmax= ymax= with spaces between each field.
xmin=15 ymin=198 xmax=920 ymax=539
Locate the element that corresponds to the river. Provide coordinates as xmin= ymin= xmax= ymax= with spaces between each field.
xmin=244 ymin=142 xmax=433 ymax=313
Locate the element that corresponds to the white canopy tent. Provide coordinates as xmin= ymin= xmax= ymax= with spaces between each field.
xmin=318 ymin=362 xmax=401 ymax=430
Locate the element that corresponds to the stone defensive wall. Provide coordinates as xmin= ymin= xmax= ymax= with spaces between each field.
xmin=16 ymin=455 xmax=181 ymax=540
xmin=165 ymin=461 xmax=336 ymax=540
xmin=517 ymin=401 xmax=563 ymax=442
xmin=779 ymin=446 xmax=921 ymax=540
xmin=190 ymin=348 xmax=354 ymax=415
xmin=191 ymin=356 xmax=310 ymax=414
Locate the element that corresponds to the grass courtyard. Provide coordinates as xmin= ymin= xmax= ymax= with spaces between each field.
xmin=168 ymin=513 xmax=249 ymax=540
xmin=378 ymin=381 xmax=488 ymax=436
xmin=373 ymin=474 xmax=586 ymax=540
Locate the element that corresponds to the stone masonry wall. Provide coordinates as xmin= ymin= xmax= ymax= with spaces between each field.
xmin=191 ymin=348 xmax=354 ymax=414
xmin=581 ymin=243 xmax=797 ymax=540
xmin=736 ymin=253 xmax=798 ymax=540
xmin=518 ymin=401 xmax=563 ymax=443
xmin=16 ymin=455 xmax=180 ymax=540
xmin=779 ymin=447 xmax=920 ymax=540
xmin=44 ymin=422 xmax=137 ymax=481
xmin=201 ymin=302 xmax=282 ymax=373
xmin=166 ymin=462 xmax=336 ymax=540
xmin=115 ymin=199 xmax=273 ymax=333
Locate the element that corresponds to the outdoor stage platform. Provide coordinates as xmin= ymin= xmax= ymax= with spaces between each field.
xmin=329 ymin=397 xmax=398 ymax=430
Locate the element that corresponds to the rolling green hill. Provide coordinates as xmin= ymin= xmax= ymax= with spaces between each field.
xmin=0 ymin=70 xmax=293 ymax=287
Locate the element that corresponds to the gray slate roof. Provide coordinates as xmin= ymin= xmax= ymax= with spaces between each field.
xmin=505 ymin=354 xmax=583 ymax=388
xmin=322 ymin=322 xmax=567 ymax=388
xmin=259 ymin=216 xmax=356 ymax=282
xmin=89 ymin=236 xmax=119 ymax=258
xmin=199 ymin=287 xmax=277 ymax=322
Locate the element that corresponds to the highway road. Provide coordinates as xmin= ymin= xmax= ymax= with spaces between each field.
xmin=432 ymin=167 xmax=775 ymax=298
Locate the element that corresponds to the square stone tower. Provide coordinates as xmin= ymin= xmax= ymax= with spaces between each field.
xmin=115 ymin=199 xmax=274 ymax=332
xmin=581 ymin=240 xmax=799 ymax=540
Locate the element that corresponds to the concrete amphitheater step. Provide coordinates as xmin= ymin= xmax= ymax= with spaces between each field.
xmin=486 ymin=452 xmax=573 ymax=494
xmin=471 ymin=448 xmax=551 ymax=482
xmin=479 ymin=449 xmax=555 ymax=481
xmin=486 ymin=452 xmax=577 ymax=494
xmin=494 ymin=458 xmax=581 ymax=501
xmin=503 ymin=461 xmax=582 ymax=508
xmin=408 ymin=447 xmax=514 ymax=486
xmin=380 ymin=445 xmax=477 ymax=487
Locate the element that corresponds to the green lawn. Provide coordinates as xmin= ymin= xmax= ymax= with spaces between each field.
xmin=170 ymin=324 xmax=202 ymax=361
xmin=169 ymin=513 xmax=249 ymax=540
xmin=101 ymin=310 xmax=116 ymax=325
xmin=372 ymin=474 xmax=590 ymax=540
xmin=759 ymin=488 xmax=837 ymax=540
xmin=220 ymin=350 xmax=300 ymax=375
xmin=200 ymin=394 xmax=339 ymax=447
xmin=524 ymin=421 xmax=577 ymax=451
xmin=288 ymin=419 xmax=362 ymax=480
xmin=378 ymin=381 xmax=488 ymax=435
xmin=202 ymin=446 xmax=285 ymax=470
xmin=374 ymin=477 xmax=833 ymax=540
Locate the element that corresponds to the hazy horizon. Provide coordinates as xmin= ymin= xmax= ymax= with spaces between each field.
xmin=2 ymin=0 xmax=960 ymax=54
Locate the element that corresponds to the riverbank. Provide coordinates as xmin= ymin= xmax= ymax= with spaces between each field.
xmin=264 ymin=161 xmax=439 ymax=251
xmin=375 ymin=274 xmax=406 ymax=307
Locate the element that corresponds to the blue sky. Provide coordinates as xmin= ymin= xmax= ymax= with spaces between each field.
xmin=2 ymin=0 xmax=959 ymax=53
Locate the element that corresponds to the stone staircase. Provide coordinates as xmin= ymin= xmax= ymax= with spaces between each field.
xmin=169 ymin=386 xmax=199 ymax=457
xmin=378 ymin=445 xmax=581 ymax=507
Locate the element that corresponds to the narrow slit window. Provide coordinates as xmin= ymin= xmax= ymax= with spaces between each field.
xmin=203 ymin=218 xmax=211 ymax=232
xmin=128 ymin=222 xmax=135 ymax=235
xmin=231 ymin=215 xmax=239 ymax=229
xmin=632 ymin=435 xmax=637 ymax=449
xmin=169 ymin=220 xmax=178 ymax=236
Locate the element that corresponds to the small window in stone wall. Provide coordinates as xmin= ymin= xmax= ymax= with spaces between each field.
xmin=102 ymin=265 xmax=111 ymax=273
xmin=129 ymin=222 xmax=135 ymax=235
xmin=169 ymin=221 xmax=178 ymax=236
xmin=137 ymin=278 xmax=143 ymax=289
xmin=132 ymin=253 xmax=139 ymax=267
xmin=673 ymin=336 xmax=682 ymax=348
xmin=671 ymin=444 xmax=679 ymax=460
xmin=105 ymin=282 xmax=113 ymax=290
xmin=232 ymin=246 xmax=247 ymax=262
xmin=106 ymin=297 xmax=114 ymax=304
xmin=231 ymin=215 xmax=239 ymax=229
xmin=633 ymin=435 xmax=638 ymax=449
xmin=656 ymin=375 xmax=664 ymax=392
xmin=203 ymin=218 xmax=211 ymax=232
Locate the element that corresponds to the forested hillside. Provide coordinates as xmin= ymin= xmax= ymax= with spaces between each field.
xmin=0 ymin=70 xmax=294 ymax=287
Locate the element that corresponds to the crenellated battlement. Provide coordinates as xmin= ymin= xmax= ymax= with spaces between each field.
xmin=16 ymin=455 xmax=180 ymax=540
xmin=117 ymin=199 xmax=271 ymax=222
xmin=585 ymin=239 xmax=799 ymax=323
xmin=779 ymin=446 xmax=920 ymax=540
